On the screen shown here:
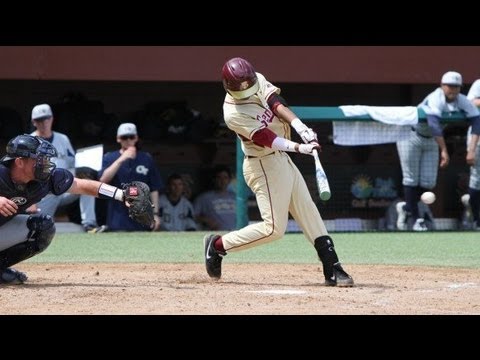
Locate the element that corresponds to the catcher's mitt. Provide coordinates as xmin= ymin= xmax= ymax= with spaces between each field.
xmin=122 ymin=181 xmax=155 ymax=229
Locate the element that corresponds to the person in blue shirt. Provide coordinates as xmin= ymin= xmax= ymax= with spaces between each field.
xmin=98 ymin=123 xmax=163 ymax=231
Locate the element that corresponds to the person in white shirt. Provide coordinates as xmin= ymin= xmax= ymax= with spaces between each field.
xmin=158 ymin=173 xmax=197 ymax=231
xmin=29 ymin=103 xmax=98 ymax=231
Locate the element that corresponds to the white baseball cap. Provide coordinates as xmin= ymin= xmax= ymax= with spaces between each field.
xmin=32 ymin=104 xmax=53 ymax=121
xmin=441 ymin=71 xmax=462 ymax=86
xmin=117 ymin=123 xmax=138 ymax=137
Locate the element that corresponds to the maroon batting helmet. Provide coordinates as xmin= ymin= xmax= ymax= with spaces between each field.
xmin=222 ymin=57 xmax=259 ymax=99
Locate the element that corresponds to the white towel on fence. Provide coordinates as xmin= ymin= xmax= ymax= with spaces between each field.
xmin=333 ymin=105 xmax=419 ymax=145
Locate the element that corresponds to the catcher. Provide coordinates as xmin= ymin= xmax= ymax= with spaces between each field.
xmin=0 ymin=134 xmax=155 ymax=284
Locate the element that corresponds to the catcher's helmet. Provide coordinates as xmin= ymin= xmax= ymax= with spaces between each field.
xmin=222 ymin=57 xmax=259 ymax=99
xmin=1 ymin=134 xmax=57 ymax=181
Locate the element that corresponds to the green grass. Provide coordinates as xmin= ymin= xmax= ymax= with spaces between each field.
xmin=27 ymin=231 xmax=480 ymax=268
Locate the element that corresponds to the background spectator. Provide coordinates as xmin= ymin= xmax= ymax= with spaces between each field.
xmin=194 ymin=165 xmax=236 ymax=231
xmin=98 ymin=123 xmax=163 ymax=231
xmin=158 ymin=173 xmax=196 ymax=231
xmin=29 ymin=103 xmax=98 ymax=231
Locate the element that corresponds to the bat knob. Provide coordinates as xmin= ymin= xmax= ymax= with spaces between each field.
xmin=320 ymin=191 xmax=331 ymax=201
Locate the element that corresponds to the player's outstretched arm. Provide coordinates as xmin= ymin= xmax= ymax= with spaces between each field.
xmin=273 ymin=103 xmax=317 ymax=144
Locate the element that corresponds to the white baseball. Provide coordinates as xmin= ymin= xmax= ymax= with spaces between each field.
xmin=461 ymin=194 xmax=470 ymax=207
xmin=421 ymin=191 xmax=436 ymax=205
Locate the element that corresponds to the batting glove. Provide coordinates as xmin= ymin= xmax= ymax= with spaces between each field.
xmin=291 ymin=118 xmax=318 ymax=144
xmin=298 ymin=142 xmax=321 ymax=155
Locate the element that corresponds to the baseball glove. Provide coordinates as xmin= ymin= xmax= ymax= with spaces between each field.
xmin=122 ymin=181 xmax=155 ymax=229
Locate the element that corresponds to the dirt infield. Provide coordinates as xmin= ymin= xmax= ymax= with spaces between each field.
xmin=1 ymin=263 xmax=479 ymax=314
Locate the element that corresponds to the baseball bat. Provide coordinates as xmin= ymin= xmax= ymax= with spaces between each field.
xmin=313 ymin=149 xmax=331 ymax=201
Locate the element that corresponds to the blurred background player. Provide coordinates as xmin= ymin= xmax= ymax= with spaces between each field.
xmin=203 ymin=57 xmax=353 ymax=286
xmin=29 ymin=103 xmax=98 ymax=231
xmin=465 ymin=78 xmax=480 ymax=229
xmin=98 ymin=123 xmax=163 ymax=231
xmin=194 ymin=165 xmax=236 ymax=231
xmin=396 ymin=71 xmax=480 ymax=231
xmin=158 ymin=173 xmax=197 ymax=231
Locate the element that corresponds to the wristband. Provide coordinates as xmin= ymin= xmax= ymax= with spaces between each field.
xmin=98 ymin=183 xmax=124 ymax=201
xmin=271 ymin=137 xmax=299 ymax=153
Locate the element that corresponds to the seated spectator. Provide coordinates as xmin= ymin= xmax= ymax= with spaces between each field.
xmin=194 ymin=165 xmax=236 ymax=231
xmin=98 ymin=123 xmax=163 ymax=231
xmin=29 ymin=103 xmax=98 ymax=231
xmin=158 ymin=174 xmax=197 ymax=231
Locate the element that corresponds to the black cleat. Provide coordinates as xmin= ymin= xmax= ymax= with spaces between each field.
xmin=203 ymin=234 xmax=225 ymax=279
xmin=0 ymin=268 xmax=28 ymax=285
xmin=324 ymin=262 xmax=354 ymax=287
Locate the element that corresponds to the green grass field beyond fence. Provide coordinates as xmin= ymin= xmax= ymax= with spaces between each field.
xmin=27 ymin=232 xmax=480 ymax=268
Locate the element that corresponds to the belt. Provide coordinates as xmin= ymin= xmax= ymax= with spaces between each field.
xmin=411 ymin=127 xmax=432 ymax=139
xmin=244 ymin=152 xmax=276 ymax=159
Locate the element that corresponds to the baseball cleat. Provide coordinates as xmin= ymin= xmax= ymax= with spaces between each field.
xmin=204 ymin=234 xmax=225 ymax=280
xmin=324 ymin=262 xmax=354 ymax=287
xmin=412 ymin=218 xmax=428 ymax=231
xmin=0 ymin=268 xmax=28 ymax=285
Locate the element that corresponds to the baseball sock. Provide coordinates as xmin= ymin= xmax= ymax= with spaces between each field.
xmin=314 ymin=236 xmax=339 ymax=279
xmin=404 ymin=186 xmax=419 ymax=219
xmin=214 ymin=237 xmax=226 ymax=253
xmin=468 ymin=188 xmax=480 ymax=223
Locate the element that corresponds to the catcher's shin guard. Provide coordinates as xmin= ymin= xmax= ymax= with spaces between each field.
xmin=0 ymin=214 xmax=55 ymax=270
xmin=314 ymin=235 xmax=339 ymax=280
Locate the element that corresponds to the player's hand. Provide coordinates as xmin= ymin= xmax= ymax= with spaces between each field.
xmin=0 ymin=196 xmax=18 ymax=217
xmin=121 ymin=146 xmax=137 ymax=161
xmin=298 ymin=142 xmax=321 ymax=155
xmin=466 ymin=148 xmax=476 ymax=166
xmin=298 ymin=127 xmax=318 ymax=144
xmin=153 ymin=214 xmax=161 ymax=231
xmin=439 ymin=149 xmax=449 ymax=168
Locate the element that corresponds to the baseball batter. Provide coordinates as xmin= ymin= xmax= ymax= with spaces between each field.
xmin=466 ymin=79 xmax=480 ymax=229
xmin=396 ymin=71 xmax=480 ymax=231
xmin=0 ymin=134 xmax=138 ymax=284
xmin=203 ymin=57 xmax=353 ymax=287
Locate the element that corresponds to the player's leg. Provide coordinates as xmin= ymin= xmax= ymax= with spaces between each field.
xmin=205 ymin=153 xmax=293 ymax=279
xmin=415 ymin=139 xmax=439 ymax=231
xmin=288 ymin=162 xmax=353 ymax=287
xmin=221 ymin=152 xmax=293 ymax=251
xmin=396 ymin=135 xmax=422 ymax=229
xmin=79 ymin=195 xmax=98 ymax=230
xmin=468 ymin=147 xmax=480 ymax=229
xmin=0 ymin=214 xmax=55 ymax=284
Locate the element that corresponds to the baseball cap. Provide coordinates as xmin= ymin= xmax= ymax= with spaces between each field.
xmin=441 ymin=71 xmax=462 ymax=86
xmin=32 ymin=104 xmax=53 ymax=121
xmin=117 ymin=123 xmax=138 ymax=137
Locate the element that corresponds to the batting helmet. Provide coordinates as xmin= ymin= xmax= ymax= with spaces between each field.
xmin=1 ymin=134 xmax=57 ymax=181
xmin=222 ymin=57 xmax=259 ymax=99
